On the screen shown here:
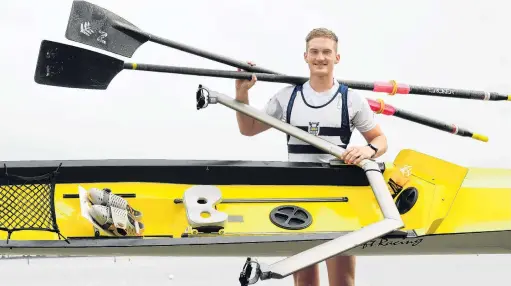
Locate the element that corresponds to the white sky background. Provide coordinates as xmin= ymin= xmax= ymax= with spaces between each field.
xmin=1 ymin=0 xmax=511 ymax=285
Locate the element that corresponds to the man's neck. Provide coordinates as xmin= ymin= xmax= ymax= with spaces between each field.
xmin=309 ymin=75 xmax=334 ymax=93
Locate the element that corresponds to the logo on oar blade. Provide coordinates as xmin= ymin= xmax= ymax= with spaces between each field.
xmin=79 ymin=21 xmax=108 ymax=45
xmin=80 ymin=22 xmax=94 ymax=36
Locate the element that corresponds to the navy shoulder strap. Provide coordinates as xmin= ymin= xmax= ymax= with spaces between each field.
xmin=339 ymin=84 xmax=352 ymax=145
xmin=285 ymin=85 xmax=301 ymax=142
xmin=286 ymin=85 xmax=301 ymax=125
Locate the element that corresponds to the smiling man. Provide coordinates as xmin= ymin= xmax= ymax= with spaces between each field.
xmin=234 ymin=28 xmax=388 ymax=286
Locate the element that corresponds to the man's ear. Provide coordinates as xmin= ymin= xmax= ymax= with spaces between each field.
xmin=304 ymin=52 xmax=308 ymax=63
xmin=335 ymin=53 xmax=340 ymax=64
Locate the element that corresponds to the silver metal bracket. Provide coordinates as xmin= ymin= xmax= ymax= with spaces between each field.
xmin=196 ymin=85 xmax=404 ymax=285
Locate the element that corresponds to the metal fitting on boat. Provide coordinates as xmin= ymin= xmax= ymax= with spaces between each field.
xmin=196 ymin=84 xmax=218 ymax=110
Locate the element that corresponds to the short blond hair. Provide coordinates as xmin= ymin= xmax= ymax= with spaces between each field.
xmin=305 ymin=28 xmax=338 ymax=50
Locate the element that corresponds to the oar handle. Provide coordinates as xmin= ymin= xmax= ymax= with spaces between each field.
xmin=367 ymin=99 xmax=488 ymax=142
xmin=396 ymin=108 xmax=488 ymax=142
xmin=371 ymin=81 xmax=509 ymax=101
xmin=408 ymin=85 xmax=510 ymax=101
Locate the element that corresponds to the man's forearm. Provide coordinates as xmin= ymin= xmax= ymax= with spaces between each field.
xmin=369 ymin=135 xmax=387 ymax=158
xmin=235 ymin=89 xmax=256 ymax=135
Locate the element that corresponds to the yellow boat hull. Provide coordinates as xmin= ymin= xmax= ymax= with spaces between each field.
xmin=1 ymin=148 xmax=510 ymax=256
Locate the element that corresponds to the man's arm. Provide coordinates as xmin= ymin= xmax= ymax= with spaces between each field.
xmin=341 ymin=90 xmax=388 ymax=164
xmin=235 ymin=85 xmax=272 ymax=136
xmin=360 ymin=124 xmax=387 ymax=159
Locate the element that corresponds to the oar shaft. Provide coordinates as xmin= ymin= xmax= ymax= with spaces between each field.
xmin=125 ymin=63 xmax=391 ymax=90
xmin=140 ymin=30 xmax=280 ymax=75
xmin=125 ymin=62 xmax=308 ymax=83
xmin=122 ymin=63 xmax=383 ymax=90
xmin=125 ymin=62 xmax=509 ymax=101
xmin=367 ymin=99 xmax=488 ymax=142
xmin=140 ymin=34 xmax=509 ymax=101
xmin=407 ymin=85 xmax=508 ymax=101
xmin=397 ymin=109 xmax=486 ymax=140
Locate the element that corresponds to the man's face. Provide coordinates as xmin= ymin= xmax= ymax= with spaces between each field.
xmin=304 ymin=37 xmax=340 ymax=76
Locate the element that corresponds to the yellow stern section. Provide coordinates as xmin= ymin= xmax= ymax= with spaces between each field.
xmin=434 ymin=167 xmax=511 ymax=234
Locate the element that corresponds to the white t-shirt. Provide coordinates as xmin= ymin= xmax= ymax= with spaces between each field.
xmin=263 ymin=79 xmax=377 ymax=162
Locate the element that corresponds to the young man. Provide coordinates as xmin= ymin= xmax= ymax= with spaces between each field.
xmin=234 ymin=28 xmax=388 ymax=286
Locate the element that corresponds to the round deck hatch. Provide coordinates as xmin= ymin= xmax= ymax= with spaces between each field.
xmin=395 ymin=187 xmax=418 ymax=214
xmin=269 ymin=205 xmax=312 ymax=230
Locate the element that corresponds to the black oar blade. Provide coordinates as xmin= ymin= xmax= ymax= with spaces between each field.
xmin=34 ymin=40 xmax=125 ymax=90
xmin=65 ymin=0 xmax=148 ymax=58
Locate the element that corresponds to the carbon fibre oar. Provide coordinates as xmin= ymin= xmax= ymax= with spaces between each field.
xmin=33 ymin=40 xmax=489 ymax=142
xmin=64 ymin=1 xmax=510 ymax=102
xmin=65 ymin=0 xmax=278 ymax=75
xmin=367 ymin=98 xmax=488 ymax=142
xmin=33 ymin=40 xmax=308 ymax=89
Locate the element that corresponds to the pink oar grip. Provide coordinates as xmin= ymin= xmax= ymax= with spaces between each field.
xmin=366 ymin=99 xmax=396 ymax=115
xmin=373 ymin=81 xmax=411 ymax=94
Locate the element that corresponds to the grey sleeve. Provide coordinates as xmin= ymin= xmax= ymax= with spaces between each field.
xmin=264 ymin=95 xmax=284 ymax=121
xmin=350 ymin=90 xmax=377 ymax=133
xmin=264 ymin=86 xmax=294 ymax=122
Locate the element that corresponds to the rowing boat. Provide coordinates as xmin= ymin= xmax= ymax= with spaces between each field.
xmin=2 ymin=84 xmax=510 ymax=285
xmin=2 ymin=146 xmax=511 ymax=257
xmin=10 ymin=1 xmax=511 ymax=284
